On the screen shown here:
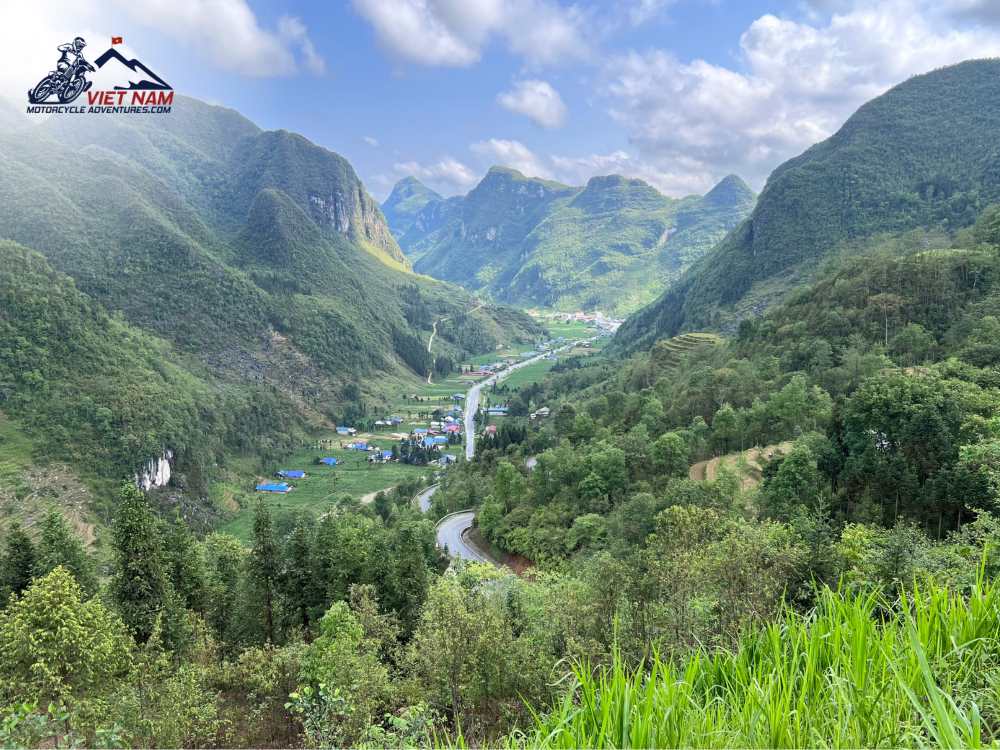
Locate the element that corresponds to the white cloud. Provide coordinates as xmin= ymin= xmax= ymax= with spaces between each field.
xmin=467 ymin=138 xmax=712 ymax=195
xmin=394 ymin=156 xmax=479 ymax=194
xmin=471 ymin=138 xmax=554 ymax=179
xmin=0 ymin=0 xmax=324 ymax=101
xmin=602 ymin=0 xmax=1000 ymax=192
xmin=498 ymin=79 xmax=567 ymax=127
xmin=363 ymin=135 xmax=379 ymax=147
xmin=350 ymin=0 xmax=588 ymax=67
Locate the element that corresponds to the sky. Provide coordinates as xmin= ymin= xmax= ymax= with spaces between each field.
xmin=3 ymin=1 xmax=1000 ymax=200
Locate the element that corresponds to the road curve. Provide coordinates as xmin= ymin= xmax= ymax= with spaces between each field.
xmin=435 ymin=510 xmax=496 ymax=564
xmin=415 ymin=483 xmax=438 ymax=512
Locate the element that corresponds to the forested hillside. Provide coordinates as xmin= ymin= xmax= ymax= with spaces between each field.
xmin=618 ymin=58 xmax=1000 ymax=350
xmin=386 ymin=168 xmax=754 ymax=313
xmin=0 ymin=96 xmax=541 ymax=503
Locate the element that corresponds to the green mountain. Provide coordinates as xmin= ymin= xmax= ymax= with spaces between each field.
xmin=0 ymin=96 xmax=541 ymax=493
xmin=617 ymin=58 xmax=1000 ymax=351
xmin=382 ymin=176 xmax=444 ymax=239
xmin=386 ymin=168 xmax=755 ymax=314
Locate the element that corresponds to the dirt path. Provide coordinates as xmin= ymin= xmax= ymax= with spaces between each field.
xmin=688 ymin=441 xmax=794 ymax=490
xmin=360 ymin=485 xmax=397 ymax=504
xmin=426 ymin=301 xmax=485 ymax=384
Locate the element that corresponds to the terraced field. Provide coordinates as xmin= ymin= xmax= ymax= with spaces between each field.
xmin=654 ymin=332 xmax=723 ymax=369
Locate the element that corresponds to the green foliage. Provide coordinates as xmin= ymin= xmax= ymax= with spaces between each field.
xmin=520 ymin=576 xmax=1000 ymax=748
xmin=619 ymin=59 xmax=1000 ymax=349
xmin=34 ymin=510 xmax=98 ymax=597
xmin=401 ymin=169 xmax=754 ymax=314
xmin=109 ymin=483 xmax=182 ymax=645
xmin=0 ymin=567 xmax=132 ymax=706
xmin=0 ymin=523 xmax=36 ymax=602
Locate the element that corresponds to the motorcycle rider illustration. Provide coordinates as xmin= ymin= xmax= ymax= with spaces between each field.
xmin=28 ymin=36 xmax=95 ymax=103
xmin=56 ymin=37 xmax=89 ymax=75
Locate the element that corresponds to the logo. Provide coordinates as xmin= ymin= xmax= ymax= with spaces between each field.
xmin=27 ymin=36 xmax=174 ymax=115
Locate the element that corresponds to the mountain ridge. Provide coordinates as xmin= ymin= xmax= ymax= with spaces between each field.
xmin=386 ymin=168 xmax=755 ymax=314
xmin=615 ymin=58 xmax=1000 ymax=351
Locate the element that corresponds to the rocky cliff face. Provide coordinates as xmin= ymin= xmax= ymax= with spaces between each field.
xmin=229 ymin=129 xmax=410 ymax=270
xmin=308 ymin=184 xmax=407 ymax=267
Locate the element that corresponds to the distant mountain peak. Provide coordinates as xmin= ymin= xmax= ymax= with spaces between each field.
xmin=703 ymin=174 xmax=755 ymax=207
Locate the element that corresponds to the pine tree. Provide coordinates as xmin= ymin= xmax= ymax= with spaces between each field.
xmin=282 ymin=521 xmax=315 ymax=634
xmin=109 ymin=482 xmax=175 ymax=642
xmin=1 ymin=523 xmax=37 ymax=601
xmin=34 ymin=509 xmax=98 ymax=596
xmin=163 ymin=514 xmax=207 ymax=612
xmin=250 ymin=500 xmax=278 ymax=643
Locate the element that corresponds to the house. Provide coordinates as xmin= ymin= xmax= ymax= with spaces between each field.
xmin=256 ymin=482 xmax=291 ymax=494
xmin=388 ymin=416 xmax=403 ymax=425
xmin=347 ymin=441 xmax=368 ymax=451
xmin=484 ymin=425 xmax=498 ymax=436
xmin=413 ymin=428 xmax=429 ymax=436
xmin=445 ymin=423 xmax=461 ymax=434
xmin=277 ymin=470 xmax=305 ymax=479
xmin=452 ymin=393 xmax=465 ymax=402
xmin=438 ymin=454 xmax=457 ymax=465
xmin=422 ymin=436 xmax=437 ymax=448
xmin=432 ymin=435 xmax=449 ymax=445
xmin=486 ymin=407 xmax=508 ymax=416
xmin=381 ymin=450 xmax=394 ymax=460
xmin=530 ymin=406 xmax=551 ymax=420
xmin=336 ymin=426 xmax=357 ymax=436
xmin=319 ymin=457 xmax=338 ymax=466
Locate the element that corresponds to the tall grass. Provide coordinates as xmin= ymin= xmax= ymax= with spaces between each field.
xmin=516 ymin=573 xmax=1000 ymax=748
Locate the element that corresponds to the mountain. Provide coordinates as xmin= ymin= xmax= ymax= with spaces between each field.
xmin=387 ymin=167 xmax=755 ymax=314
xmin=382 ymin=176 xmax=444 ymax=241
xmin=0 ymin=96 xmax=542 ymax=491
xmin=616 ymin=58 xmax=1000 ymax=351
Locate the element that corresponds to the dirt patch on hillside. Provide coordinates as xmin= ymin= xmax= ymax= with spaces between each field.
xmin=688 ymin=441 xmax=794 ymax=490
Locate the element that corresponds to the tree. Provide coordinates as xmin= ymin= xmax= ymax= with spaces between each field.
xmin=250 ymin=500 xmax=279 ymax=643
xmin=760 ymin=444 xmax=824 ymax=521
xmin=34 ymin=510 xmax=98 ymax=597
xmin=162 ymin=515 xmax=207 ymax=613
xmin=203 ymin=533 xmax=246 ymax=648
xmin=652 ymin=432 xmax=690 ymax=477
xmin=109 ymin=482 xmax=176 ymax=643
xmin=711 ymin=403 xmax=739 ymax=454
xmin=282 ymin=521 xmax=316 ymax=633
xmin=0 ymin=567 xmax=132 ymax=705
xmin=1 ymin=523 xmax=37 ymax=602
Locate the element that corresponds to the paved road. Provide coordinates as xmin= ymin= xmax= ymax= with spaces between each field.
xmin=416 ymin=483 xmax=438 ymax=512
xmin=463 ymin=340 xmax=584 ymax=460
xmin=435 ymin=510 xmax=496 ymax=563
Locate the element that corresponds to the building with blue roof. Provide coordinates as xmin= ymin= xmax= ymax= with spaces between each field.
xmin=256 ymin=482 xmax=290 ymax=493
xmin=319 ymin=457 xmax=338 ymax=466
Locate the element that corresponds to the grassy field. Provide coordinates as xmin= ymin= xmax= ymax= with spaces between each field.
xmin=497 ymin=358 xmax=557 ymax=391
xmin=543 ymin=320 xmax=595 ymax=339
xmin=218 ymin=433 xmax=451 ymax=540
xmin=520 ymin=578 xmax=998 ymax=748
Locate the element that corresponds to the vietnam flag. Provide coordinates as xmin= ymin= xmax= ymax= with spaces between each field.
xmin=111 ymin=36 xmax=123 ymax=45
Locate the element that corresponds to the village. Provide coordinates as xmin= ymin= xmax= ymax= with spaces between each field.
xmin=218 ymin=318 xmax=606 ymax=540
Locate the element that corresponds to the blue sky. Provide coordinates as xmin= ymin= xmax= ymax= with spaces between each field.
xmin=4 ymin=1 xmax=1000 ymax=199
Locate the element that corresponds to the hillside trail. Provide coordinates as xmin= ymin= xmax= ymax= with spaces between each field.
xmin=688 ymin=441 xmax=794 ymax=490
xmin=360 ymin=485 xmax=397 ymax=504
xmin=426 ymin=301 xmax=485 ymax=384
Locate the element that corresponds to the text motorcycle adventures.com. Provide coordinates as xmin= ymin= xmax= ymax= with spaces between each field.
xmin=26 ymin=35 xmax=173 ymax=115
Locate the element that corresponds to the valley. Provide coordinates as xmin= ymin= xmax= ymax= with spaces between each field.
xmin=4 ymin=33 xmax=1000 ymax=750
